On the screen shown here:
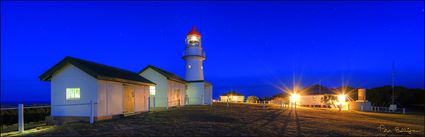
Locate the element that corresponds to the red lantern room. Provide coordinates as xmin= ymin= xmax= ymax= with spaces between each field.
xmin=186 ymin=26 xmax=201 ymax=46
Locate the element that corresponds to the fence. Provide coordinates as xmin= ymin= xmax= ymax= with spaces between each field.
xmin=0 ymin=101 xmax=97 ymax=133
xmin=361 ymin=106 xmax=406 ymax=114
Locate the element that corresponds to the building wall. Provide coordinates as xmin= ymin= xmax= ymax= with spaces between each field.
xmin=184 ymin=45 xmax=205 ymax=81
xmin=97 ymin=80 xmax=123 ymax=116
xmin=204 ymin=84 xmax=213 ymax=104
xmin=220 ymin=96 xmax=244 ymax=102
xmin=271 ymin=97 xmax=287 ymax=104
xmin=299 ymin=95 xmax=324 ymax=106
xmin=167 ymin=80 xmax=186 ymax=107
xmin=185 ymin=57 xmax=204 ymax=81
xmin=140 ymin=68 xmax=168 ymax=108
xmin=134 ymin=84 xmax=150 ymax=112
xmin=50 ymin=64 xmax=98 ymax=117
xmin=187 ymin=82 xmax=205 ymax=105
xmin=96 ymin=80 xmax=149 ymax=117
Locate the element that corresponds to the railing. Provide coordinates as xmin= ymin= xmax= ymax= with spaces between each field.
xmin=361 ymin=106 xmax=406 ymax=114
xmin=182 ymin=51 xmax=206 ymax=58
xmin=168 ymin=99 xmax=183 ymax=108
xmin=1 ymin=101 xmax=97 ymax=133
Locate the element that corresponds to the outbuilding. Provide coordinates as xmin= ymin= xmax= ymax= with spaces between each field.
xmin=39 ymin=56 xmax=155 ymax=123
xmin=139 ymin=65 xmax=187 ymax=108
xmin=220 ymin=91 xmax=245 ymax=103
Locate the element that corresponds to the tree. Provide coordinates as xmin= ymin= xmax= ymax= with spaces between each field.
xmin=321 ymin=94 xmax=337 ymax=109
xmin=246 ymin=96 xmax=260 ymax=103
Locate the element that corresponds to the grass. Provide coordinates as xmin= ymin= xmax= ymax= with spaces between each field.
xmin=5 ymin=103 xmax=424 ymax=136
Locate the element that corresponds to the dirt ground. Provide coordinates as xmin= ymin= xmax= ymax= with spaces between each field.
xmin=9 ymin=103 xmax=425 ymax=136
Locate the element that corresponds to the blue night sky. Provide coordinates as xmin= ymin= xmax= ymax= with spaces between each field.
xmin=1 ymin=1 xmax=424 ymax=103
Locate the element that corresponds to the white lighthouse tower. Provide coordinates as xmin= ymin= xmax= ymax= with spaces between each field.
xmin=183 ymin=26 xmax=212 ymax=105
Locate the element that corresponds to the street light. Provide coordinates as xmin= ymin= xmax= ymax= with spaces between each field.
xmin=290 ymin=93 xmax=300 ymax=108
xmin=337 ymin=94 xmax=348 ymax=110
xmin=290 ymin=94 xmax=300 ymax=103
xmin=337 ymin=94 xmax=346 ymax=103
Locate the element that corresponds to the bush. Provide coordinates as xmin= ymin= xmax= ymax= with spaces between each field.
xmin=0 ymin=107 xmax=50 ymax=126
xmin=246 ymin=96 xmax=259 ymax=103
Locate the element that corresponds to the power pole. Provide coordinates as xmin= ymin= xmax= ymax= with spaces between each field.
xmin=319 ymin=80 xmax=322 ymax=94
xmin=392 ymin=60 xmax=395 ymax=104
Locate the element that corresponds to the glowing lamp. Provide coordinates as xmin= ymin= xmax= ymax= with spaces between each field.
xmin=337 ymin=94 xmax=346 ymax=103
xmin=290 ymin=94 xmax=300 ymax=103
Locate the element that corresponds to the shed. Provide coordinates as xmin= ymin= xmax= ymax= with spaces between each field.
xmin=40 ymin=56 xmax=155 ymax=123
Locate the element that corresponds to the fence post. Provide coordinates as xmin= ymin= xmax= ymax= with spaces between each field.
xmin=227 ymin=98 xmax=229 ymax=107
xmin=178 ymin=98 xmax=181 ymax=107
xmin=166 ymin=97 xmax=169 ymax=110
xmin=148 ymin=96 xmax=150 ymax=112
xmin=90 ymin=100 xmax=94 ymax=124
xmin=154 ymin=96 xmax=156 ymax=108
xmin=263 ymin=100 xmax=265 ymax=111
xmin=403 ymin=108 xmax=405 ymax=114
xmin=18 ymin=104 xmax=24 ymax=133
xmin=280 ymin=102 xmax=283 ymax=109
xmin=361 ymin=105 xmax=363 ymax=111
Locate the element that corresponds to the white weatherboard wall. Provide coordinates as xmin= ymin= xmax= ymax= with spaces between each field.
xmin=134 ymin=85 xmax=149 ymax=112
xmin=187 ymin=82 xmax=205 ymax=105
xmin=220 ymin=96 xmax=244 ymax=102
xmin=97 ymin=80 xmax=123 ymax=116
xmin=167 ymin=80 xmax=186 ymax=107
xmin=140 ymin=68 xmax=168 ymax=108
xmin=299 ymin=95 xmax=325 ymax=106
xmin=97 ymin=81 xmax=148 ymax=116
xmin=51 ymin=64 xmax=98 ymax=117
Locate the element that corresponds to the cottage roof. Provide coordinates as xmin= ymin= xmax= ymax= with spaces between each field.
xmin=302 ymin=85 xmax=335 ymax=95
xmin=139 ymin=65 xmax=186 ymax=84
xmin=221 ymin=91 xmax=244 ymax=96
xmin=39 ymin=56 xmax=155 ymax=85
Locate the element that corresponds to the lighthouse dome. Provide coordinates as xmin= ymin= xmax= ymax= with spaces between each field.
xmin=186 ymin=26 xmax=201 ymax=46
xmin=187 ymin=26 xmax=201 ymax=36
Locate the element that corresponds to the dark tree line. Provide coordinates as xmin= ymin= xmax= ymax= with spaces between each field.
xmin=366 ymin=86 xmax=424 ymax=108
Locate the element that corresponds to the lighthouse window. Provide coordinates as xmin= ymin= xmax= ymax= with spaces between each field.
xmin=188 ymin=65 xmax=191 ymax=68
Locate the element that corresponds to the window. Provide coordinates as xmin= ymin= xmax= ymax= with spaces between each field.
xmin=66 ymin=88 xmax=80 ymax=100
xmin=150 ymin=86 xmax=156 ymax=96
xmin=188 ymin=65 xmax=191 ymax=68
xmin=201 ymin=66 xmax=203 ymax=69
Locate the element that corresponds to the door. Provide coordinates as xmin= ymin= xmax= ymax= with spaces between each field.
xmin=123 ymin=85 xmax=135 ymax=114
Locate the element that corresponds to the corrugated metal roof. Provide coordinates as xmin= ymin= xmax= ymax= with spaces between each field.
xmin=39 ymin=56 xmax=155 ymax=85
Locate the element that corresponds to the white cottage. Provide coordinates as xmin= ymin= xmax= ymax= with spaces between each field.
xmin=40 ymin=57 xmax=155 ymax=123
xmin=139 ymin=65 xmax=187 ymax=108
xmin=220 ymin=91 xmax=245 ymax=103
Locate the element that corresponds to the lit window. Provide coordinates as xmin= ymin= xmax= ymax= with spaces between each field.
xmin=188 ymin=65 xmax=191 ymax=68
xmin=232 ymin=96 xmax=238 ymax=101
xmin=66 ymin=88 xmax=80 ymax=100
xmin=150 ymin=86 xmax=156 ymax=96
xmin=201 ymin=66 xmax=203 ymax=69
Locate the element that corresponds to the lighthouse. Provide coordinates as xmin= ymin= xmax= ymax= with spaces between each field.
xmin=183 ymin=26 xmax=212 ymax=105
xmin=183 ymin=26 xmax=205 ymax=81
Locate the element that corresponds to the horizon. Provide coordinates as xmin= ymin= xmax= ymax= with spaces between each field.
xmin=1 ymin=1 xmax=424 ymax=102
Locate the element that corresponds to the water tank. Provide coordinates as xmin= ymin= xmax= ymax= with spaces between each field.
xmin=358 ymin=88 xmax=366 ymax=100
